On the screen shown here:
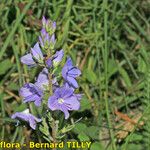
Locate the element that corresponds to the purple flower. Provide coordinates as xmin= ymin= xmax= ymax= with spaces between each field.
xmin=11 ymin=109 xmax=41 ymax=130
xmin=52 ymin=22 xmax=56 ymax=31
xmin=19 ymin=83 xmax=43 ymax=106
xmin=49 ymin=34 xmax=56 ymax=49
xmin=64 ymin=82 xmax=75 ymax=91
xmin=74 ymin=94 xmax=83 ymax=101
xmin=31 ymin=42 xmax=44 ymax=63
xmin=47 ymin=21 xmax=56 ymax=34
xmin=52 ymin=49 xmax=64 ymax=66
xmin=64 ymin=82 xmax=83 ymax=100
xmin=39 ymin=28 xmax=56 ymax=49
xmin=48 ymin=86 xmax=80 ymax=119
xmin=35 ymin=68 xmax=58 ymax=91
xmin=62 ymin=57 xmax=81 ymax=88
xmin=20 ymin=53 xmax=36 ymax=67
xmin=42 ymin=16 xmax=48 ymax=27
xmin=35 ymin=68 xmax=49 ymax=90
xmin=21 ymin=42 xmax=44 ymax=66
xmin=50 ymin=34 xmax=55 ymax=43
xmin=45 ymin=50 xmax=64 ymax=68
xmin=46 ymin=58 xmax=52 ymax=68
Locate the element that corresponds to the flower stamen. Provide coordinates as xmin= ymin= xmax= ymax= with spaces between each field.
xmin=58 ymin=98 xmax=64 ymax=104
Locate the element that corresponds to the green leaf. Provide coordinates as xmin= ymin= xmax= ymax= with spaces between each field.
xmin=90 ymin=142 xmax=103 ymax=150
xmin=78 ymin=132 xmax=90 ymax=141
xmin=86 ymin=126 xmax=99 ymax=140
xmin=129 ymin=133 xmax=143 ymax=142
xmin=13 ymin=103 xmax=27 ymax=112
xmin=108 ymin=59 xmax=118 ymax=78
xmin=79 ymin=96 xmax=91 ymax=111
xmin=138 ymin=56 xmax=146 ymax=73
xmin=7 ymin=82 xmax=19 ymax=91
xmin=73 ymin=123 xmax=87 ymax=134
xmin=0 ymin=59 xmax=13 ymax=75
xmin=127 ymin=144 xmax=142 ymax=150
xmin=118 ymin=66 xmax=132 ymax=87
xmin=83 ymin=68 xmax=97 ymax=84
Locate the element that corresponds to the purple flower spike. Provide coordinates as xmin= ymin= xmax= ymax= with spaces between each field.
xmin=62 ymin=57 xmax=81 ymax=88
xmin=21 ymin=53 xmax=36 ymax=67
xmin=42 ymin=16 xmax=56 ymax=34
xmin=11 ymin=110 xmax=41 ymax=130
xmin=19 ymin=83 xmax=43 ymax=106
xmin=31 ymin=42 xmax=44 ymax=63
xmin=47 ymin=21 xmax=56 ymax=34
xmin=48 ymin=87 xmax=80 ymax=119
xmin=53 ymin=49 xmax=64 ymax=66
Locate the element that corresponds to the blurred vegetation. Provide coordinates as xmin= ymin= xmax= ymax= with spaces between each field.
xmin=0 ymin=0 xmax=150 ymax=150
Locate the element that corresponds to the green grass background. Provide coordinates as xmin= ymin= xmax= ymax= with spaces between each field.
xmin=0 ymin=0 xmax=150 ymax=150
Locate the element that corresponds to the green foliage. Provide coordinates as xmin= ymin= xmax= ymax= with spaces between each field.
xmin=73 ymin=123 xmax=100 ymax=142
xmin=39 ymin=117 xmax=53 ymax=142
xmin=78 ymin=132 xmax=90 ymax=141
xmin=0 ymin=0 xmax=150 ymax=149
xmin=0 ymin=59 xmax=13 ymax=75
xmin=90 ymin=142 xmax=104 ymax=150
xmin=118 ymin=65 xmax=132 ymax=88
xmin=79 ymin=96 xmax=91 ymax=111
xmin=142 ymin=69 xmax=150 ymax=149
xmin=14 ymin=103 xmax=27 ymax=112
xmin=83 ymin=68 xmax=97 ymax=84
xmin=127 ymin=143 xmax=143 ymax=150
xmin=7 ymin=82 xmax=20 ymax=91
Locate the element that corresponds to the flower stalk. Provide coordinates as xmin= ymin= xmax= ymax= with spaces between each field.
xmin=51 ymin=119 xmax=57 ymax=150
xmin=11 ymin=16 xmax=82 ymax=144
xmin=48 ymin=72 xmax=53 ymax=96
xmin=48 ymin=69 xmax=57 ymax=149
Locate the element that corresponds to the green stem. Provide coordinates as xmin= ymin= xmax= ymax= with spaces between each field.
xmin=12 ymin=43 xmax=22 ymax=87
xmin=0 ymin=94 xmax=5 ymax=141
xmin=52 ymin=120 xmax=57 ymax=150
xmin=48 ymin=71 xmax=57 ymax=149
xmin=103 ymin=0 xmax=116 ymax=149
xmin=48 ymin=73 xmax=53 ymax=96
